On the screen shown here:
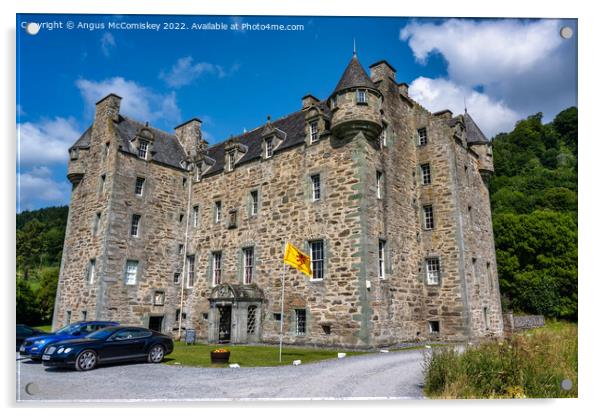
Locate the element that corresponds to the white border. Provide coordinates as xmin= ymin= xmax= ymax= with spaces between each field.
xmin=3 ymin=0 xmax=600 ymax=415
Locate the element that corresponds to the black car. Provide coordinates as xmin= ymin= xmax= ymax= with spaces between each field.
xmin=41 ymin=326 xmax=174 ymax=371
xmin=16 ymin=325 xmax=47 ymax=351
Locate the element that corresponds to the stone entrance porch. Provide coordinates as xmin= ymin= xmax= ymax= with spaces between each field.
xmin=207 ymin=283 xmax=264 ymax=344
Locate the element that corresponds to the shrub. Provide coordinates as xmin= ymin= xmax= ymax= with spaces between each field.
xmin=423 ymin=323 xmax=577 ymax=398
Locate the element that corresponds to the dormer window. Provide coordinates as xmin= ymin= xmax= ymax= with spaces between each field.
xmin=356 ymin=90 xmax=367 ymax=104
xmin=309 ymin=121 xmax=319 ymax=143
xmin=138 ymin=140 xmax=149 ymax=159
xmin=265 ymin=137 xmax=274 ymax=158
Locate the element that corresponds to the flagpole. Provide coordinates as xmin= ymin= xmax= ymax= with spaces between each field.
xmin=279 ymin=242 xmax=288 ymax=363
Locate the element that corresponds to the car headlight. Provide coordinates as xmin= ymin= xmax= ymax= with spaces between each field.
xmin=64 ymin=348 xmax=72 ymax=354
xmin=57 ymin=347 xmax=64 ymax=354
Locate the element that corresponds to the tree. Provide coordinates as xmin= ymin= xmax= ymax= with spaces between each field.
xmin=491 ymin=108 xmax=578 ymax=320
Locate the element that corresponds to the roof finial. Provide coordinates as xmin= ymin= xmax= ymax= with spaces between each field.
xmin=353 ymin=38 xmax=357 ymax=56
xmin=463 ymin=96 xmax=467 ymax=113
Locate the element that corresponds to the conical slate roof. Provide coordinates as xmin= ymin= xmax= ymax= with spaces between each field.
xmin=464 ymin=111 xmax=489 ymax=144
xmin=332 ymin=54 xmax=376 ymax=95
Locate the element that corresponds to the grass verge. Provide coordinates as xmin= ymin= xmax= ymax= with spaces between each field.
xmin=423 ymin=321 xmax=577 ymax=398
xmin=165 ymin=342 xmax=367 ymax=367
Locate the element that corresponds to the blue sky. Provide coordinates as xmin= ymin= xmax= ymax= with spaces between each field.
xmin=16 ymin=14 xmax=577 ymax=212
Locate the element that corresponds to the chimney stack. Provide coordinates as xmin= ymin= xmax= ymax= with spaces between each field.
xmin=175 ymin=118 xmax=202 ymax=158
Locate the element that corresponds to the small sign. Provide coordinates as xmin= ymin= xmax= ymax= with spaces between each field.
xmin=185 ymin=329 xmax=196 ymax=345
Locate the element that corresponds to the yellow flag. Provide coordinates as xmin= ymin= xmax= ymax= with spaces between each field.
xmin=283 ymin=242 xmax=312 ymax=277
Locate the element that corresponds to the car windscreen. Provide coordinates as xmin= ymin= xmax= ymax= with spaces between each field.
xmin=85 ymin=328 xmax=115 ymax=340
xmin=55 ymin=323 xmax=79 ymax=335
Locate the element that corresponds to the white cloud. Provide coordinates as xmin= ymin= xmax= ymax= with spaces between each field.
xmin=17 ymin=117 xmax=81 ymax=166
xmin=76 ymin=77 xmax=182 ymax=124
xmin=408 ymin=77 xmax=519 ymax=138
xmin=17 ymin=166 xmax=71 ymax=211
xmin=159 ymin=56 xmax=227 ymax=88
xmin=100 ymin=32 xmax=116 ymax=57
xmin=400 ymin=18 xmax=577 ymax=135
xmin=401 ymin=19 xmax=563 ymax=87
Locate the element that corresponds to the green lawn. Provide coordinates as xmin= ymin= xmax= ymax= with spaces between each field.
xmin=165 ymin=342 xmax=367 ymax=367
xmin=34 ymin=325 xmax=52 ymax=333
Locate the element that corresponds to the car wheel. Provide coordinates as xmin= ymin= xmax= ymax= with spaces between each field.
xmin=148 ymin=344 xmax=165 ymax=363
xmin=30 ymin=357 xmax=42 ymax=362
xmin=75 ymin=350 xmax=97 ymax=371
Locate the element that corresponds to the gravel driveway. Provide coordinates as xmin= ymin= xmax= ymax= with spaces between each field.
xmin=17 ymin=349 xmax=427 ymax=402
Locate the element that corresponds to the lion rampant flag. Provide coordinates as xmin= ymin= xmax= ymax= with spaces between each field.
xmin=283 ymin=242 xmax=312 ymax=277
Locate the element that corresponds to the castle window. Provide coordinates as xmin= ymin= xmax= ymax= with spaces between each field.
xmin=310 ymin=240 xmax=324 ymax=281
xmin=376 ymin=171 xmax=384 ymax=199
xmin=182 ymin=177 xmax=187 ymax=188
xmin=273 ymin=313 xmax=282 ymax=321
xmin=423 ymin=205 xmax=434 ymax=230
xmin=173 ymin=272 xmax=181 ymax=285
xmin=82 ymin=310 xmax=87 ymax=321
xmin=472 ymin=257 xmax=478 ymax=283
xmin=356 ymin=89 xmax=367 ymax=104
xmin=311 ymin=174 xmax=321 ymax=201
xmin=421 ymin=164 xmax=432 ymax=185
xmin=418 ymin=128 xmax=428 ymax=146
xmin=380 ymin=124 xmax=388 ymax=148
xmin=243 ymin=247 xmax=254 ymax=284
xmin=135 ymin=177 xmax=145 ymax=196
xmin=153 ymin=291 xmax=165 ymax=306
xmin=428 ymin=320 xmax=440 ymax=334
xmin=66 ymin=311 xmax=71 ymax=325
xmin=426 ymin=258 xmax=441 ymax=285
xmin=212 ymin=251 xmax=222 ymax=286
xmin=138 ymin=140 xmax=149 ymax=160
xmin=99 ymin=174 xmax=106 ymax=194
xmin=295 ymin=309 xmax=306 ymax=335
xmin=228 ymin=209 xmax=238 ymax=229
xmin=186 ymin=255 xmax=196 ymax=288
xmin=483 ymin=307 xmax=490 ymax=330
xmin=247 ymin=305 xmax=258 ymax=335
xmin=378 ymin=239 xmax=386 ymax=279
xmin=87 ymin=259 xmax=96 ymax=285
xmin=265 ymin=137 xmax=274 ymax=158
xmin=130 ymin=214 xmax=141 ymax=237
xmin=175 ymin=309 xmax=187 ymax=323
xmin=309 ymin=121 xmax=319 ymax=143
xmin=103 ymin=142 xmax=110 ymax=159
xmin=214 ymin=201 xmax=222 ymax=223
xmin=93 ymin=212 xmax=101 ymax=236
xmin=226 ymin=150 xmax=235 ymax=171
xmin=250 ymin=190 xmax=259 ymax=216
xmin=125 ymin=260 xmax=139 ymax=285
xmin=468 ymin=205 xmax=473 ymax=224
xmin=486 ymin=262 xmax=492 ymax=292
xmin=192 ymin=205 xmax=199 ymax=227
xmin=179 ymin=213 xmax=184 ymax=223
xmin=178 ymin=244 xmax=184 ymax=255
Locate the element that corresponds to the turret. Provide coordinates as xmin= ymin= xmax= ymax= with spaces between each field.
xmin=464 ymin=111 xmax=494 ymax=179
xmin=328 ymin=53 xmax=382 ymax=142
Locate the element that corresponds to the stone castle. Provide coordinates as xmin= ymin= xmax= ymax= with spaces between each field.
xmin=53 ymin=53 xmax=503 ymax=347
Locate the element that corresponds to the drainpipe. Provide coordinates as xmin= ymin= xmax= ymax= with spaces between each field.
xmin=177 ymin=162 xmax=194 ymax=341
